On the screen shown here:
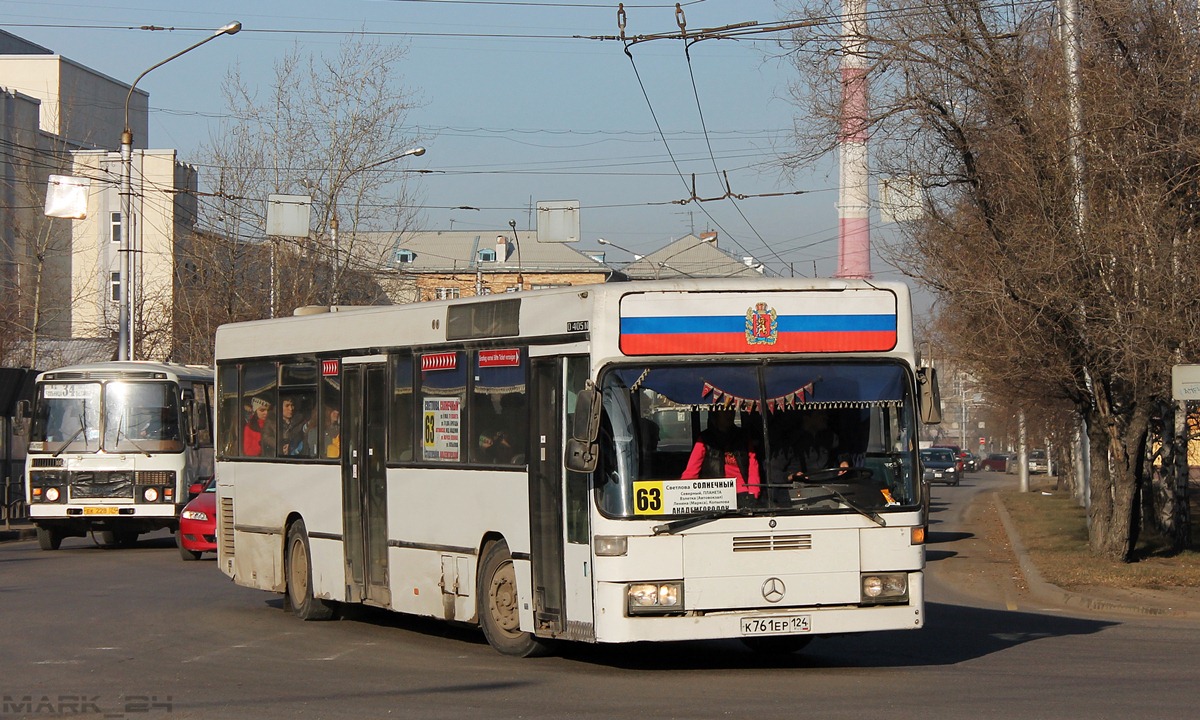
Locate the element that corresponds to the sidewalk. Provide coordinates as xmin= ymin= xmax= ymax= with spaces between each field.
xmin=993 ymin=493 xmax=1200 ymax=620
xmin=0 ymin=519 xmax=37 ymax=543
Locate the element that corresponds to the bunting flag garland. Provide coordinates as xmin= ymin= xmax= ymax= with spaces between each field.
xmin=701 ymin=381 xmax=815 ymax=413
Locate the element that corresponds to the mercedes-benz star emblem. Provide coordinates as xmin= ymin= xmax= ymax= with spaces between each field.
xmin=761 ymin=577 xmax=786 ymax=603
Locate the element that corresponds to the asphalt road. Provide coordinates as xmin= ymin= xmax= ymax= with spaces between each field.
xmin=2 ymin=472 xmax=1198 ymax=720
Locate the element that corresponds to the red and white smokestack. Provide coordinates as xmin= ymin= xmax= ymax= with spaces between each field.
xmin=836 ymin=0 xmax=872 ymax=279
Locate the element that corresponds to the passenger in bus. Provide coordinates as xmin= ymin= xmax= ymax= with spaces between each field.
xmin=478 ymin=430 xmax=517 ymax=464
xmin=323 ymin=406 xmax=340 ymax=459
xmin=243 ymin=396 xmax=274 ymax=456
xmin=771 ymin=412 xmax=842 ymax=483
xmin=136 ymin=410 xmax=179 ymax=441
xmin=279 ymin=397 xmax=309 ymax=456
xmin=680 ymin=408 xmax=762 ymax=507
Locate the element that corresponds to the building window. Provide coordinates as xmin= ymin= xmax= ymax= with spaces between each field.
xmin=394 ymin=249 xmax=416 ymax=264
xmin=110 ymin=212 xmax=121 ymax=244
xmin=436 ymin=287 xmax=460 ymax=300
xmin=478 ymin=248 xmax=496 ymax=263
xmin=110 ymin=272 xmax=120 ymax=302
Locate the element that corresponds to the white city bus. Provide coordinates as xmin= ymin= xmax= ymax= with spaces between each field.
xmin=24 ymin=361 xmax=215 ymax=550
xmin=215 ymin=278 xmax=941 ymax=656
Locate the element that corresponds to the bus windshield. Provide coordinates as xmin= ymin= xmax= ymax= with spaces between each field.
xmin=31 ymin=381 xmax=182 ymax=454
xmin=596 ymin=361 xmax=919 ymax=519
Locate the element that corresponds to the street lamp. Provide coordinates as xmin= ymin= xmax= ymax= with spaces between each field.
xmin=117 ymin=21 xmax=241 ymax=361
xmin=326 ymin=147 xmax=425 ymax=305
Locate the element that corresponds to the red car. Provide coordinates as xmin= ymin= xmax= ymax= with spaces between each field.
xmin=178 ymin=478 xmax=216 ymax=560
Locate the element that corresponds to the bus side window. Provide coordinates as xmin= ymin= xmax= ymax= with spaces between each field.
xmin=217 ymin=365 xmax=240 ymax=457
xmin=389 ymin=354 xmax=414 ymax=463
xmin=193 ymin=383 xmax=213 ymax=446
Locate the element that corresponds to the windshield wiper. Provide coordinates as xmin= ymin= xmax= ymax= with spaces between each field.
xmin=652 ymin=508 xmax=752 ymax=536
xmin=52 ymin=419 xmax=86 ymax=458
xmin=114 ymin=416 xmax=152 ymax=457
xmin=805 ymin=484 xmax=887 ymax=527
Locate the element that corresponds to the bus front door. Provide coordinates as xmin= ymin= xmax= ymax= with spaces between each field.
xmin=342 ymin=361 xmax=391 ymax=607
xmin=529 ymin=357 xmax=594 ymax=641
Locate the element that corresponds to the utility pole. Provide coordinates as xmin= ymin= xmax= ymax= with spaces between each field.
xmin=117 ymin=21 xmax=241 ymax=360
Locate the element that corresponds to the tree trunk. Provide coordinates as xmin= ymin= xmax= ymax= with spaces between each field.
xmin=1086 ymin=387 xmax=1149 ymax=561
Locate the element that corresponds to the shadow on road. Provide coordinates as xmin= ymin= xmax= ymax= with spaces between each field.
xmin=551 ymin=602 xmax=1115 ymax=670
xmin=299 ymin=595 xmax=1116 ymax=671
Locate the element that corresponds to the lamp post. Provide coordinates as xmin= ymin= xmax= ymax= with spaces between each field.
xmin=326 ymin=146 xmax=425 ymax=305
xmin=117 ymin=21 xmax=241 ymax=360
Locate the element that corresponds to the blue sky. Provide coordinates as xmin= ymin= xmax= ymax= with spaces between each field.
xmin=4 ymin=0 xmax=913 ymax=285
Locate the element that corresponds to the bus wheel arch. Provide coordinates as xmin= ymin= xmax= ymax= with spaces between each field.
xmin=285 ymin=517 xmax=335 ymax=621
xmin=476 ymin=537 xmax=552 ymax=657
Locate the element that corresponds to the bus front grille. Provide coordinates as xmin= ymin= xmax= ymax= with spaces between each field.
xmin=732 ymin=534 xmax=813 ymax=552
xmin=70 ymin=472 xmax=133 ymax=498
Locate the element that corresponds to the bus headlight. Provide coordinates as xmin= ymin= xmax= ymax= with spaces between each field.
xmin=861 ymin=573 xmax=908 ymax=604
xmin=143 ymin=487 xmax=159 ymax=503
xmin=627 ymin=582 xmax=683 ymax=615
xmin=594 ymin=535 xmax=628 ymax=557
xmin=44 ymin=487 xmax=60 ymax=502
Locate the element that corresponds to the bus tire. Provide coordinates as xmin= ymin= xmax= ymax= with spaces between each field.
xmin=740 ymin=635 xmax=813 ymax=655
xmin=286 ymin=520 xmax=334 ymax=621
xmin=37 ymin=527 xmax=63 ymax=551
xmin=477 ymin=540 xmax=552 ymax=657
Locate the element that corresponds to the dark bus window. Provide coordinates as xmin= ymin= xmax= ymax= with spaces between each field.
xmin=217 ymin=366 xmax=240 ymax=458
xmin=420 ymin=351 xmax=467 ymax=463
xmin=471 ymin=348 xmax=526 ymax=465
xmin=241 ymin=362 xmax=277 ymax=458
xmin=389 ymin=354 xmax=415 ymax=463
xmin=320 ymin=367 xmax=341 ymax=460
xmin=279 ymin=362 xmax=317 ymax=458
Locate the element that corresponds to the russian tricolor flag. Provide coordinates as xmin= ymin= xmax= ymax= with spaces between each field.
xmin=618 ymin=291 xmax=898 ymax=356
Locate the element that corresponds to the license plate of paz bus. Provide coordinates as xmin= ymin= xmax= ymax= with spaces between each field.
xmin=740 ymin=615 xmax=811 ymax=635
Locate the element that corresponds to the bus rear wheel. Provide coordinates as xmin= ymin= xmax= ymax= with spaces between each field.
xmin=37 ymin=527 xmax=63 ymax=551
xmin=286 ymin=519 xmax=334 ymax=621
xmin=477 ymin=540 xmax=551 ymax=657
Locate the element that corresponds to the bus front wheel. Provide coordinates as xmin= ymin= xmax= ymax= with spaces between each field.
xmin=477 ymin=540 xmax=552 ymax=657
xmin=37 ymin=527 xmax=63 ymax=551
xmin=286 ymin=519 xmax=334 ymax=621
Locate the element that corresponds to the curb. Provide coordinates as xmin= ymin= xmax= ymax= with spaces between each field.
xmin=992 ymin=492 xmax=1195 ymax=619
xmin=0 ymin=525 xmax=37 ymax=543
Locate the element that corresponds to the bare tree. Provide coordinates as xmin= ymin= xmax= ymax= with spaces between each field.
xmin=174 ymin=33 xmax=424 ymax=341
xmin=783 ymin=0 xmax=1200 ymax=559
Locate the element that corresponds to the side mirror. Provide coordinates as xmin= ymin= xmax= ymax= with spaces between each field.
xmin=565 ymin=381 xmax=601 ymax=473
xmin=187 ymin=482 xmax=205 ymax=497
xmin=917 ymin=367 xmax=943 ymax=425
xmin=180 ymin=389 xmax=197 ymax=445
xmin=14 ymin=399 xmax=31 ymax=437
